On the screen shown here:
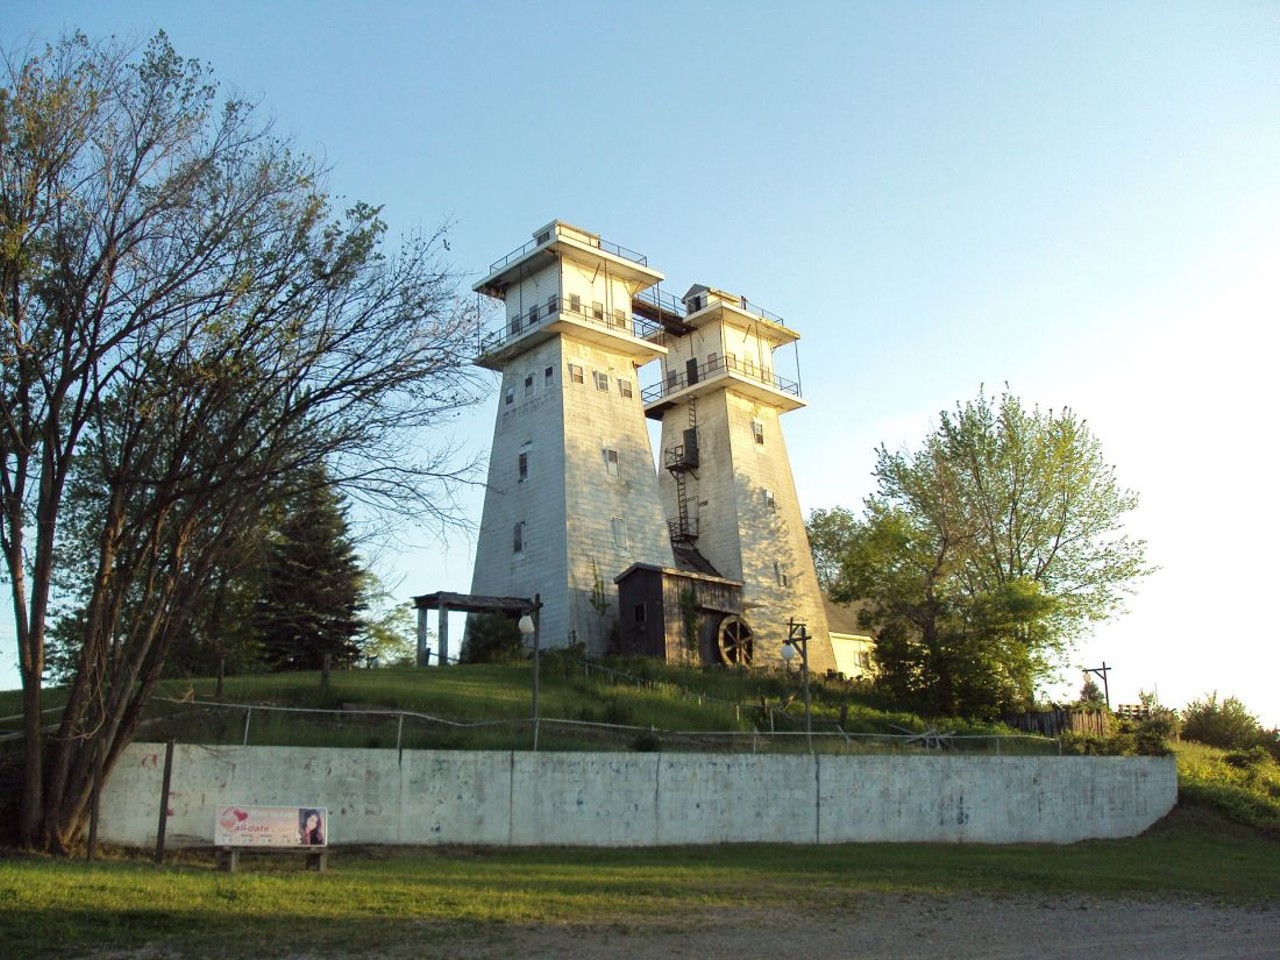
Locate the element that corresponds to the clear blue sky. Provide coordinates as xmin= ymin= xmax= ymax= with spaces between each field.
xmin=4 ymin=1 xmax=1278 ymax=723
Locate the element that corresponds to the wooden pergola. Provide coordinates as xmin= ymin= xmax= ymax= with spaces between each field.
xmin=411 ymin=591 xmax=536 ymax=666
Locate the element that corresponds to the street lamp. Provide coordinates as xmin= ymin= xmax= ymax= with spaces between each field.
xmin=782 ymin=620 xmax=813 ymax=754
xmin=518 ymin=593 xmax=541 ymax=750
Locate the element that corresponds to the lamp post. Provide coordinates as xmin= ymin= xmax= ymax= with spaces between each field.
xmin=781 ymin=619 xmax=812 ymax=754
xmin=518 ymin=592 xmax=542 ymax=750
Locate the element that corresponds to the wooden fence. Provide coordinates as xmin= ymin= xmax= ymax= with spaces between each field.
xmin=1004 ymin=708 xmax=1110 ymax=738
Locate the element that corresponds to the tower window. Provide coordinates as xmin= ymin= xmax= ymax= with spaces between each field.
xmin=524 ymin=373 xmax=535 ymax=397
xmin=527 ymin=305 xmax=539 ymax=325
xmin=544 ymin=365 xmax=554 ymax=388
xmin=751 ymin=420 xmax=765 ymax=445
xmin=591 ymin=301 xmax=604 ymax=321
xmin=611 ymin=516 xmax=628 ymax=549
xmin=518 ymin=451 xmax=529 ymax=482
xmin=603 ymin=447 xmax=619 ymax=477
xmin=618 ymin=378 xmax=633 ymax=399
xmin=569 ymin=293 xmax=581 ymax=314
xmin=569 ymin=363 xmax=584 ymax=384
xmin=708 ymin=351 xmax=719 ymax=370
xmin=593 ymin=370 xmax=609 ymax=391
xmin=513 ymin=521 xmax=526 ymax=554
xmin=612 ymin=308 xmax=627 ymax=329
xmin=763 ymin=488 xmax=776 ymax=512
xmin=547 ymin=294 xmax=558 ymax=314
xmin=504 ymin=386 xmax=514 ymax=406
xmin=773 ymin=561 xmax=788 ymax=587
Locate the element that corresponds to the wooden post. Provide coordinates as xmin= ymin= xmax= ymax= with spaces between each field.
xmin=154 ymin=739 xmax=175 ymax=865
xmin=416 ymin=604 xmax=430 ymax=666
xmin=438 ymin=606 xmax=450 ymax=667
xmin=532 ymin=593 xmax=541 ymax=751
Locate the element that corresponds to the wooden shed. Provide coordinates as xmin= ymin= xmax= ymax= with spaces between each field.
xmin=614 ymin=563 xmax=750 ymax=666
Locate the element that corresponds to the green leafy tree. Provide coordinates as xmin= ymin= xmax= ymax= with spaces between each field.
xmin=1077 ymin=676 xmax=1106 ymax=708
xmin=821 ymin=389 xmax=1149 ymax=717
xmin=359 ymin=595 xmax=418 ymax=667
xmin=256 ymin=472 xmax=366 ymax=671
xmin=806 ymin=506 xmax=860 ymax=592
xmin=0 ymin=33 xmax=480 ymax=850
xmin=1182 ymin=692 xmax=1268 ymax=751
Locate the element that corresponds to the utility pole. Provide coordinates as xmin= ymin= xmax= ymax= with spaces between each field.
xmin=1084 ymin=662 xmax=1112 ymax=710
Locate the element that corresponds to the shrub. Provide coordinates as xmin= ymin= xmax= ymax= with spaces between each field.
xmin=1182 ymin=692 xmax=1267 ymax=751
xmin=460 ymin=613 xmax=525 ymax=664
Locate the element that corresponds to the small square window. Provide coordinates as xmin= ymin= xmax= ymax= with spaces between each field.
xmin=612 ymin=308 xmax=627 ymax=329
xmin=751 ymin=420 xmax=765 ymax=445
xmin=603 ymin=448 xmax=619 ymax=476
xmin=569 ymin=363 xmax=584 ymax=384
xmin=594 ymin=371 xmax=609 ymax=391
xmin=508 ymin=315 xmax=521 ymax=336
xmin=544 ymin=365 xmax=554 ymax=387
xmin=513 ymin=521 xmax=526 ymax=554
xmin=569 ymin=293 xmax=581 ymax=314
xmin=547 ymin=294 xmax=558 ymax=314
xmin=618 ymin=378 xmax=633 ymax=399
xmin=527 ymin=305 xmax=539 ymax=325
xmin=504 ymin=386 xmax=514 ymax=406
xmin=524 ymin=374 xmax=535 ymax=397
xmin=592 ymin=301 xmax=605 ymax=321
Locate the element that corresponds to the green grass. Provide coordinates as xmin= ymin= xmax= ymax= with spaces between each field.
xmin=3 ymin=658 xmax=1051 ymax=756
xmin=1175 ymin=740 xmax=1280 ymax=834
xmin=1 ymin=805 xmax=1275 ymax=959
xmin=4 ymin=666 xmax=1279 ymax=957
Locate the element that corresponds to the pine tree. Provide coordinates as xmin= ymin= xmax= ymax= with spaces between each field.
xmin=257 ymin=475 xmax=366 ymax=671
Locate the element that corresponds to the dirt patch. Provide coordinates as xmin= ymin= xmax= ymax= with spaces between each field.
xmin=84 ymin=894 xmax=1280 ymax=960
xmin=437 ymin=896 xmax=1279 ymax=960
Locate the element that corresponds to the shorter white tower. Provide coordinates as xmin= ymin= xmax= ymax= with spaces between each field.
xmin=644 ymin=286 xmax=835 ymax=672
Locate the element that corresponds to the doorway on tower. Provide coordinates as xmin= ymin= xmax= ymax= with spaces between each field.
xmin=615 ymin=563 xmax=753 ymax=667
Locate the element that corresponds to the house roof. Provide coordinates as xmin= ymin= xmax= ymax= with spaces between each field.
xmin=823 ymin=596 xmax=870 ymax=637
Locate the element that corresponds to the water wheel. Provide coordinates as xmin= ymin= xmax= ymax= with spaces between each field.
xmin=717 ymin=616 xmax=754 ymax=666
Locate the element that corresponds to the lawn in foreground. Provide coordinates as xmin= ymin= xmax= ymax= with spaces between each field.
xmin=1 ymin=804 xmax=1276 ymax=959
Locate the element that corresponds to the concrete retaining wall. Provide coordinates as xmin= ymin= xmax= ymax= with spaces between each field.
xmin=98 ymin=744 xmax=1177 ymax=848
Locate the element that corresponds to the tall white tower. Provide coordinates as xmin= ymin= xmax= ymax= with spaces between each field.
xmin=470 ymin=221 xmax=674 ymax=653
xmin=643 ymin=285 xmax=836 ymax=672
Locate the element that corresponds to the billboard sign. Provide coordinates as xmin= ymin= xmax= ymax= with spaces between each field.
xmin=215 ymin=805 xmax=328 ymax=847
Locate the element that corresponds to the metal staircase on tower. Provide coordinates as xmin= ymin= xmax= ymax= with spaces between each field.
xmin=664 ymin=398 xmax=699 ymax=544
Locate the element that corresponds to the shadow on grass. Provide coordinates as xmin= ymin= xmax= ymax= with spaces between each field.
xmin=2 ymin=805 xmax=1277 ymax=959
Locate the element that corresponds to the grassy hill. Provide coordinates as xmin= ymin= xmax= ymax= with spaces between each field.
xmin=2 ymin=655 xmax=1039 ymax=755
xmin=5 ymin=657 xmax=1277 ymax=833
xmin=189 ymin=655 xmax=1049 ymax=752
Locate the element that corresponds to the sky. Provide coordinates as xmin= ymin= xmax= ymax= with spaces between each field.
xmin=3 ymin=1 xmax=1278 ymax=724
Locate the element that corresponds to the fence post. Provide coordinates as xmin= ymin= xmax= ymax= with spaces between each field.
xmin=154 ymin=739 xmax=175 ymax=865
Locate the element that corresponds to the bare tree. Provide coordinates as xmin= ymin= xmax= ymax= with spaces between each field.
xmin=1 ymin=32 xmax=482 ymax=850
